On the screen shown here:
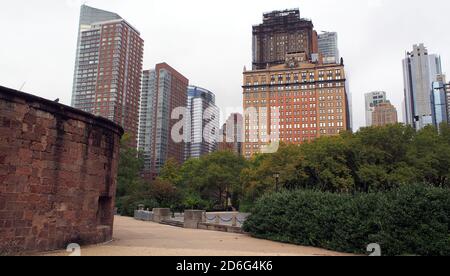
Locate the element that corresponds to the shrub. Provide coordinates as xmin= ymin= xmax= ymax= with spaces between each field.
xmin=243 ymin=184 xmax=450 ymax=256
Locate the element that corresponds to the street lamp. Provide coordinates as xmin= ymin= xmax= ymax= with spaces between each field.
xmin=273 ymin=172 xmax=280 ymax=192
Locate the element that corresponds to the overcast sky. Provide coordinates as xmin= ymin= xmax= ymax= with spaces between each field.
xmin=1 ymin=0 xmax=449 ymax=130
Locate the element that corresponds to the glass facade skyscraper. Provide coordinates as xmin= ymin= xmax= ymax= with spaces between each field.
xmin=138 ymin=63 xmax=189 ymax=179
xmin=185 ymin=86 xmax=219 ymax=160
xmin=318 ymin=32 xmax=340 ymax=65
xmin=403 ymin=44 xmax=442 ymax=130
xmin=431 ymin=81 xmax=448 ymax=127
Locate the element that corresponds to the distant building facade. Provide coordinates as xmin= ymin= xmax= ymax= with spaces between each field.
xmin=446 ymin=82 xmax=450 ymax=124
xmin=185 ymin=86 xmax=220 ymax=160
xmin=71 ymin=5 xmax=144 ymax=146
xmin=372 ymin=101 xmax=398 ymax=127
xmin=403 ymin=44 xmax=442 ymax=130
xmin=365 ymin=91 xmax=387 ymax=127
xmin=218 ymin=113 xmax=243 ymax=156
xmin=138 ymin=63 xmax=189 ymax=178
xmin=138 ymin=70 xmax=157 ymax=173
xmin=431 ymin=76 xmax=448 ymax=127
xmin=243 ymin=52 xmax=351 ymax=158
xmin=244 ymin=10 xmax=351 ymax=158
xmin=252 ymin=9 xmax=316 ymax=70
xmin=318 ymin=32 xmax=340 ymax=64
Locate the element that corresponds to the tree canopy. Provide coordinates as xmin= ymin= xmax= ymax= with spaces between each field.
xmin=116 ymin=124 xmax=450 ymax=213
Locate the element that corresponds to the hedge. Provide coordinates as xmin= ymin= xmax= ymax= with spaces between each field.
xmin=243 ymin=184 xmax=450 ymax=256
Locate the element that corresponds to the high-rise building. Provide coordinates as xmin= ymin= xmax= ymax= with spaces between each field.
xmin=431 ymin=75 xmax=448 ymax=127
xmin=403 ymin=44 xmax=442 ymax=130
xmin=252 ymin=9 xmax=315 ymax=70
xmin=138 ymin=70 xmax=157 ymax=173
xmin=446 ymin=82 xmax=450 ymax=124
xmin=372 ymin=101 xmax=398 ymax=127
xmin=218 ymin=113 xmax=244 ymax=156
xmin=185 ymin=86 xmax=220 ymax=160
xmin=71 ymin=5 xmax=144 ymax=146
xmin=243 ymin=51 xmax=351 ymax=158
xmin=365 ymin=91 xmax=387 ymax=127
xmin=138 ymin=63 xmax=189 ymax=178
xmin=318 ymin=32 xmax=340 ymax=64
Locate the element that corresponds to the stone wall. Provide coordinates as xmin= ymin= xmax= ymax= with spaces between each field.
xmin=0 ymin=86 xmax=123 ymax=254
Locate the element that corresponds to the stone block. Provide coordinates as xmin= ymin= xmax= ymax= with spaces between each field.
xmin=152 ymin=208 xmax=171 ymax=223
xmin=184 ymin=210 xmax=206 ymax=229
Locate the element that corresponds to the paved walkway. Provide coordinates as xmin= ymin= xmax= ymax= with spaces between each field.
xmin=43 ymin=216 xmax=351 ymax=256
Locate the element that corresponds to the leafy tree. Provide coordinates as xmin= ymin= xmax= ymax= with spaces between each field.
xmin=408 ymin=125 xmax=450 ymax=188
xmin=169 ymin=151 xmax=246 ymax=210
xmin=149 ymin=178 xmax=181 ymax=209
xmin=159 ymin=158 xmax=182 ymax=185
xmin=241 ymin=123 xmax=450 ymax=200
xmin=116 ymin=134 xmax=144 ymax=199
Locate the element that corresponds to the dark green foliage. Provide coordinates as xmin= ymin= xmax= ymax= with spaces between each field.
xmin=241 ymin=124 xmax=450 ymax=201
xmin=165 ymin=151 xmax=247 ymax=211
xmin=243 ymin=184 xmax=450 ymax=256
xmin=115 ymin=135 xmax=181 ymax=216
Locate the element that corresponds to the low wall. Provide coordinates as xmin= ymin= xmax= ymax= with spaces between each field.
xmin=198 ymin=223 xmax=244 ymax=234
xmin=0 ymin=86 xmax=123 ymax=254
xmin=132 ymin=208 xmax=249 ymax=235
xmin=134 ymin=210 xmax=153 ymax=222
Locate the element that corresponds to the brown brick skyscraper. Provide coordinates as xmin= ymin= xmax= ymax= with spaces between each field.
xmin=244 ymin=9 xmax=352 ymax=158
xmin=72 ymin=5 xmax=144 ymax=147
xmin=252 ymin=9 xmax=315 ymax=70
xmin=243 ymin=52 xmax=351 ymax=158
xmin=372 ymin=102 xmax=398 ymax=127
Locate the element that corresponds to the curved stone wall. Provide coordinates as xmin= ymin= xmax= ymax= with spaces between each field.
xmin=0 ymin=86 xmax=123 ymax=254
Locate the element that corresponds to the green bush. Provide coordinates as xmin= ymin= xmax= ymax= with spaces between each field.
xmin=243 ymin=184 xmax=450 ymax=256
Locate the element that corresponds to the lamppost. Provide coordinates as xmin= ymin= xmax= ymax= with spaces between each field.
xmin=273 ymin=172 xmax=280 ymax=192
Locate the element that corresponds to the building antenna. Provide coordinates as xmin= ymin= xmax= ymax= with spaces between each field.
xmin=19 ymin=82 xmax=26 ymax=92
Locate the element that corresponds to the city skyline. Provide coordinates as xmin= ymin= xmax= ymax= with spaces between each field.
xmin=1 ymin=0 xmax=450 ymax=130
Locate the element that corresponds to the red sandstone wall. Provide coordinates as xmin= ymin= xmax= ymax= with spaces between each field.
xmin=0 ymin=86 xmax=123 ymax=254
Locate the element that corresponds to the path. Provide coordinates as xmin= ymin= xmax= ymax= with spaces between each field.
xmin=42 ymin=216 xmax=351 ymax=256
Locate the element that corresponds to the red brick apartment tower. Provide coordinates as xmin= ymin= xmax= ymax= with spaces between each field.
xmin=243 ymin=9 xmax=351 ymax=159
xmin=138 ymin=63 xmax=189 ymax=179
xmin=72 ymin=5 xmax=144 ymax=147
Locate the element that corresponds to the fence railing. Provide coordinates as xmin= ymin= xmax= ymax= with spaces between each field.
xmin=203 ymin=212 xmax=250 ymax=227
xmin=133 ymin=208 xmax=250 ymax=228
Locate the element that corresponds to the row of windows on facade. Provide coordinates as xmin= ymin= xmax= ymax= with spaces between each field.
xmin=245 ymin=76 xmax=343 ymax=87
xmin=244 ymin=108 xmax=318 ymax=116
xmin=245 ymin=101 xmax=345 ymax=109
xmin=245 ymin=95 xmax=344 ymax=103
xmin=244 ymin=88 xmax=344 ymax=98
xmin=244 ymin=121 xmax=344 ymax=130
xmin=245 ymin=113 xmax=344 ymax=121
xmin=244 ymin=82 xmax=343 ymax=93
xmin=244 ymin=108 xmax=345 ymax=116
xmin=246 ymin=70 xmax=342 ymax=83
xmin=267 ymin=38 xmax=307 ymax=46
